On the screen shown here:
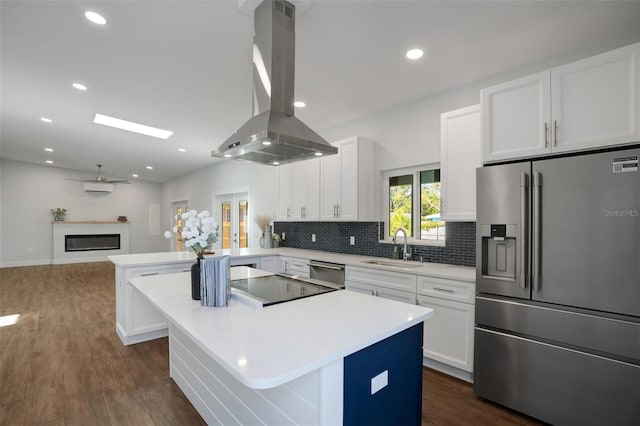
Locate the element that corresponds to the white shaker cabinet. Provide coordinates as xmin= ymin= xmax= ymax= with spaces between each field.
xmin=551 ymin=43 xmax=640 ymax=153
xmin=115 ymin=261 xmax=194 ymax=345
xmin=345 ymin=266 xmax=417 ymax=305
xmin=481 ymin=71 xmax=551 ymax=163
xmin=277 ymin=159 xmax=321 ymax=221
xmin=416 ymin=276 xmax=476 ymax=381
xmin=277 ymin=164 xmax=293 ymax=220
xmin=259 ymin=255 xmax=281 ymax=273
xmin=440 ymin=104 xmax=481 ymax=221
xmin=482 ymin=42 xmax=640 ymax=163
xmin=283 ymin=256 xmax=310 ymax=278
xmin=291 ymin=158 xmax=320 ymax=220
xmin=320 ymin=137 xmax=377 ymax=221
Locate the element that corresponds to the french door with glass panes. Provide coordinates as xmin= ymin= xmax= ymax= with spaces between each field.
xmin=218 ymin=193 xmax=249 ymax=249
xmin=171 ymin=200 xmax=189 ymax=252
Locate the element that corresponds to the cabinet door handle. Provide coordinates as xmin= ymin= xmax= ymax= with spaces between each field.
xmin=301 ymin=206 xmax=306 ymax=218
xmin=433 ymin=287 xmax=454 ymax=293
xmin=371 ymin=290 xmax=375 ymax=296
xmin=336 ymin=204 xmax=340 ymax=217
xmin=375 ymin=290 xmax=379 ymax=297
xmin=544 ymin=122 xmax=548 ymax=148
xmin=140 ymin=272 xmax=159 ymax=277
xmin=553 ymin=120 xmax=558 ymax=147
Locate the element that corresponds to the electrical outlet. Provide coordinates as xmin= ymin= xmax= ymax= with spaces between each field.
xmin=282 ymin=232 xmax=285 ymax=240
xmin=312 ymin=234 xmax=316 ymax=242
xmin=350 ymin=236 xmax=355 ymax=245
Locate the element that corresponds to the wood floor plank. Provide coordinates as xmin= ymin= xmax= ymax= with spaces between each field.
xmin=0 ymin=262 xmax=545 ymax=426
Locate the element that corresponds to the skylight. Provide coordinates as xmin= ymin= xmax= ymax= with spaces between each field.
xmin=93 ymin=114 xmax=173 ymax=139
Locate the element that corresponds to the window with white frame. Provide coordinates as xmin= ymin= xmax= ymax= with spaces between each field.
xmin=383 ymin=165 xmax=445 ymax=245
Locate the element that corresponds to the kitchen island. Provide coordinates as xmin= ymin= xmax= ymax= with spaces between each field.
xmin=130 ymin=269 xmax=433 ymax=425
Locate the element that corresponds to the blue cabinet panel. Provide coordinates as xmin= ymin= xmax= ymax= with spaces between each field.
xmin=343 ymin=323 xmax=424 ymax=426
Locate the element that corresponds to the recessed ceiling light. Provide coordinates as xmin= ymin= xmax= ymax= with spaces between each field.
xmin=178 ymin=148 xmax=186 ymax=152
xmin=272 ymin=161 xmax=280 ymax=166
xmin=293 ymin=101 xmax=306 ymax=108
xmin=132 ymin=174 xmax=139 ymax=178
xmin=93 ymin=113 xmax=173 ymax=139
xmin=146 ymin=166 xmax=153 ymax=170
xmin=262 ymin=141 xmax=272 ymax=146
xmin=72 ymin=83 xmax=88 ymax=91
xmin=85 ymin=11 xmax=107 ymax=25
xmin=314 ymin=152 xmax=323 ymax=156
xmin=44 ymin=147 xmax=54 ymax=152
xmin=406 ymin=48 xmax=424 ymax=60
xmin=223 ymin=154 xmax=232 ymax=158
xmin=40 ymin=117 xmax=53 ymax=123
xmin=45 ymin=160 xmax=54 ymax=164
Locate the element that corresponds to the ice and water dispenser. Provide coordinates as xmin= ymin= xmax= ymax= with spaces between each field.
xmin=479 ymin=224 xmax=517 ymax=281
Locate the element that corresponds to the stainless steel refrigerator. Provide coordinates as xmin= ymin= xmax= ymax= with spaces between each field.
xmin=474 ymin=147 xmax=640 ymax=425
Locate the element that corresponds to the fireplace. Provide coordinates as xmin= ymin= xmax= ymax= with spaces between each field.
xmin=65 ymin=234 xmax=121 ymax=252
xmin=52 ymin=221 xmax=130 ymax=264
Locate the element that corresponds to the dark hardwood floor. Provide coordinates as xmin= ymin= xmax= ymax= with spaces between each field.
xmin=0 ymin=262 xmax=542 ymax=425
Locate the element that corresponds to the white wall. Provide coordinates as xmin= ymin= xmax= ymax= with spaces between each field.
xmin=0 ymin=159 xmax=166 ymax=267
xmin=162 ymin=160 xmax=278 ymax=250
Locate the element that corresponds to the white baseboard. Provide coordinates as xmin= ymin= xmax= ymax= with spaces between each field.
xmin=423 ymin=357 xmax=473 ymax=383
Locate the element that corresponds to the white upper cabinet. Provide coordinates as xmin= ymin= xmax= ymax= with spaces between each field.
xmin=481 ymin=71 xmax=551 ymax=163
xmin=291 ymin=158 xmax=320 ymax=220
xmin=482 ymin=42 xmax=640 ymax=163
xmin=440 ymin=104 xmax=481 ymax=221
xmin=277 ymin=164 xmax=292 ymax=220
xmin=320 ymin=136 xmax=377 ymax=221
xmin=277 ymin=159 xmax=321 ymax=221
xmin=551 ymin=43 xmax=640 ymax=153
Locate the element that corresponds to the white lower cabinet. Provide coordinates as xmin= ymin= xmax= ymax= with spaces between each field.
xmin=345 ymin=266 xmax=417 ymax=304
xmin=259 ymin=256 xmax=281 ymax=273
xmin=417 ymin=276 xmax=476 ymax=379
xmin=283 ymin=257 xmax=310 ymax=278
xmin=116 ymin=262 xmax=193 ymax=345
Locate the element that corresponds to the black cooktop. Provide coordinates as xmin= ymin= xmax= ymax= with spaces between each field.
xmin=231 ymin=274 xmax=339 ymax=307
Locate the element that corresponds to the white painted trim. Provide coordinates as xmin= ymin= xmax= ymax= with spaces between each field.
xmin=423 ymin=357 xmax=473 ymax=383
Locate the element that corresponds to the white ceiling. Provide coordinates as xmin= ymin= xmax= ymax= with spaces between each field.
xmin=2 ymin=1 xmax=640 ymax=183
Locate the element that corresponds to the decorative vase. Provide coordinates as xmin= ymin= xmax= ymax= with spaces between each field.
xmin=191 ymin=259 xmax=201 ymax=300
xmin=259 ymin=225 xmax=274 ymax=248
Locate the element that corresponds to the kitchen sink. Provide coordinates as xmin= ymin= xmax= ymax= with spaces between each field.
xmin=361 ymin=259 xmax=423 ymax=269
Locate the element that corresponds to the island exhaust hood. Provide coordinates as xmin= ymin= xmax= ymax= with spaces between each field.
xmin=212 ymin=0 xmax=337 ymax=165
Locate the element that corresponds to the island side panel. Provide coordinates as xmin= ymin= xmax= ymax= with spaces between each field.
xmin=343 ymin=323 xmax=424 ymax=426
xmin=169 ymin=322 xmax=329 ymax=425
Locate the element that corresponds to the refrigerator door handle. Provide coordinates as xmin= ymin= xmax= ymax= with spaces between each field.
xmin=520 ymin=172 xmax=529 ymax=289
xmin=533 ymin=171 xmax=542 ymax=291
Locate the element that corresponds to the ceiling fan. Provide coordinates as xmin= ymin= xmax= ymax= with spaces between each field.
xmin=65 ymin=164 xmax=131 ymax=184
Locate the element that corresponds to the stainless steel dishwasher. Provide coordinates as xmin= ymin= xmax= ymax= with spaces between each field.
xmin=308 ymin=260 xmax=345 ymax=287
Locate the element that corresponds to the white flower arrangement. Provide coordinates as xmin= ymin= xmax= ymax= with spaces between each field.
xmin=164 ymin=209 xmax=219 ymax=259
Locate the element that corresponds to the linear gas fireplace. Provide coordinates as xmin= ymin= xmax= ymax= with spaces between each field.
xmin=53 ymin=221 xmax=130 ymax=264
xmin=65 ymin=234 xmax=121 ymax=252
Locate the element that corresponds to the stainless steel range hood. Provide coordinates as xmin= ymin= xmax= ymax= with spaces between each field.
xmin=212 ymin=0 xmax=337 ymax=165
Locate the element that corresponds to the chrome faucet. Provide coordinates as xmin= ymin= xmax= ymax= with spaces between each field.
xmin=392 ymin=228 xmax=410 ymax=261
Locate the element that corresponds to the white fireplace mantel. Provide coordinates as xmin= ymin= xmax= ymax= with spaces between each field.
xmin=52 ymin=221 xmax=130 ymax=264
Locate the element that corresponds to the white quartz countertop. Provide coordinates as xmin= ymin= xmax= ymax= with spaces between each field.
xmin=130 ymin=270 xmax=433 ymax=390
xmin=110 ymin=247 xmax=475 ymax=282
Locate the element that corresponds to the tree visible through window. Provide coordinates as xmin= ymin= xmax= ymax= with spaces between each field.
xmin=386 ymin=167 xmax=445 ymax=242
xmin=420 ymin=170 xmax=445 ymax=241
xmin=389 ymin=175 xmax=412 ymax=236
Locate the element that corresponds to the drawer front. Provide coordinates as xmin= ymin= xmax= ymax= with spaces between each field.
xmin=285 ymin=257 xmax=310 ymax=278
xmin=126 ymin=262 xmax=193 ymax=279
xmin=346 ymin=266 xmax=417 ymax=293
xmin=417 ymin=276 xmax=475 ymax=303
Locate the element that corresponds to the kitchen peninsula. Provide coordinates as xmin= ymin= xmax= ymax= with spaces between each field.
xmin=130 ymin=267 xmax=433 ymax=425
